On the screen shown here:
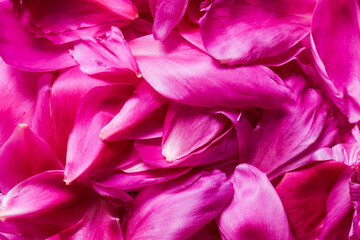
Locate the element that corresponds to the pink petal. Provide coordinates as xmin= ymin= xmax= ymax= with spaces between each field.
xmin=100 ymin=80 xmax=167 ymax=141
xmin=177 ymin=17 xmax=207 ymax=52
xmin=64 ymin=84 xmax=133 ymax=184
xmin=14 ymin=0 xmax=138 ymax=44
xmin=0 ymin=124 xmax=62 ymax=194
xmin=276 ymin=161 xmax=347 ymax=240
xmin=153 ymin=0 xmax=189 ymax=40
xmin=135 ymin=129 xmax=238 ymax=167
xmin=50 ymin=67 xmax=109 ymax=164
xmin=73 ymin=26 xmax=141 ymax=76
xmin=125 ymin=170 xmax=233 ymax=240
xmin=217 ymin=164 xmax=293 ymax=240
xmin=0 ymin=1 xmax=76 ymax=72
xmin=200 ymin=0 xmax=314 ymax=65
xmin=0 ymin=171 xmax=97 ymax=239
xmin=129 ymin=32 xmax=294 ymax=109
xmin=311 ymin=0 xmax=360 ymax=123
xmin=47 ymin=199 xmax=123 ymax=240
xmin=162 ymin=103 xmax=230 ymax=162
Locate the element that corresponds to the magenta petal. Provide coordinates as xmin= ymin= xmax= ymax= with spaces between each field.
xmin=50 ymin=67 xmax=109 ymax=164
xmin=311 ymin=0 xmax=360 ymax=123
xmin=200 ymin=0 xmax=314 ymax=65
xmin=162 ymin=103 xmax=230 ymax=162
xmin=130 ymin=32 xmax=293 ymax=109
xmin=125 ymin=170 xmax=233 ymax=240
xmin=47 ymin=199 xmax=123 ymax=240
xmin=64 ymin=84 xmax=133 ymax=184
xmin=0 ymin=124 xmax=61 ymax=194
xmin=0 ymin=1 xmax=76 ymax=72
xmin=0 ymin=171 xmax=97 ymax=238
xmin=153 ymin=0 xmax=189 ymax=40
xmin=14 ymin=0 xmax=138 ymax=44
xmin=217 ymin=164 xmax=293 ymax=240
xmin=73 ymin=26 xmax=141 ymax=76
xmin=276 ymin=161 xmax=347 ymax=239
xmin=100 ymin=80 xmax=167 ymax=141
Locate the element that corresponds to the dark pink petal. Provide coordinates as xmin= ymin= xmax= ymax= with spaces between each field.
xmin=153 ymin=0 xmax=189 ymax=40
xmin=0 ymin=1 xmax=76 ymax=72
xmin=100 ymin=80 xmax=167 ymax=141
xmin=130 ymin=32 xmax=293 ymax=109
xmin=162 ymin=103 xmax=230 ymax=162
xmin=0 ymin=124 xmax=62 ymax=194
xmin=217 ymin=164 xmax=293 ymax=240
xmin=239 ymin=89 xmax=336 ymax=178
xmin=188 ymin=220 xmax=221 ymax=240
xmin=135 ymin=129 xmax=238 ymax=167
xmin=200 ymin=0 xmax=314 ymax=65
xmin=64 ymin=84 xmax=133 ymax=184
xmin=50 ymin=67 xmax=109 ymax=164
xmin=319 ymin=168 xmax=353 ymax=240
xmin=14 ymin=0 xmax=138 ymax=44
xmin=311 ymin=0 xmax=360 ymax=123
xmin=0 ymin=171 xmax=97 ymax=239
xmin=276 ymin=161 xmax=347 ymax=240
xmin=47 ymin=199 xmax=123 ymax=240
xmin=0 ymin=62 xmax=41 ymax=147
xmin=125 ymin=170 xmax=233 ymax=240
xmin=73 ymin=26 xmax=141 ymax=76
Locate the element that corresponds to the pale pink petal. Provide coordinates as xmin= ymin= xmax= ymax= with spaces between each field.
xmin=0 ymin=171 xmax=97 ymax=239
xmin=130 ymin=32 xmax=294 ymax=109
xmin=50 ymin=67 xmax=109 ymax=164
xmin=217 ymin=164 xmax=294 ymax=240
xmin=73 ymin=26 xmax=141 ymax=76
xmin=276 ymin=161 xmax=347 ymax=239
xmin=311 ymin=0 xmax=360 ymax=123
xmin=0 ymin=1 xmax=76 ymax=72
xmin=0 ymin=124 xmax=62 ymax=194
xmin=162 ymin=103 xmax=230 ymax=162
xmin=125 ymin=170 xmax=233 ymax=240
xmin=14 ymin=0 xmax=138 ymax=44
xmin=64 ymin=84 xmax=133 ymax=184
xmin=47 ymin=199 xmax=123 ymax=240
xmin=100 ymin=80 xmax=167 ymax=141
xmin=200 ymin=0 xmax=314 ymax=65
xmin=153 ymin=0 xmax=189 ymax=40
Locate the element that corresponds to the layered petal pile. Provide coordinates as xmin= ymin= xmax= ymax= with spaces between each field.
xmin=1 ymin=0 xmax=360 ymax=239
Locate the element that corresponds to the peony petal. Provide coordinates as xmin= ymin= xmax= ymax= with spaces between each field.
xmin=50 ymin=67 xmax=109 ymax=164
xmin=200 ymin=0 xmax=314 ymax=65
xmin=64 ymin=84 xmax=133 ymax=184
xmin=0 ymin=1 xmax=76 ymax=72
xmin=311 ymin=0 xmax=360 ymax=123
xmin=0 ymin=171 xmax=97 ymax=239
xmin=217 ymin=164 xmax=294 ymax=240
xmin=0 ymin=124 xmax=62 ymax=194
xmin=125 ymin=170 xmax=233 ymax=240
xmin=73 ymin=26 xmax=141 ymax=76
xmin=100 ymin=80 xmax=167 ymax=141
xmin=162 ymin=102 xmax=230 ymax=162
xmin=153 ymin=0 xmax=189 ymax=40
xmin=276 ymin=161 xmax=347 ymax=240
xmin=13 ymin=0 xmax=138 ymax=44
xmin=47 ymin=199 xmax=123 ymax=240
xmin=129 ymin=32 xmax=294 ymax=109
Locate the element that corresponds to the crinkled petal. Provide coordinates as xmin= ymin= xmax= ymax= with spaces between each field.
xmin=200 ymin=0 xmax=314 ymax=65
xmin=130 ymin=32 xmax=294 ymax=109
xmin=311 ymin=0 xmax=360 ymax=123
xmin=125 ymin=170 xmax=233 ymax=240
xmin=64 ymin=84 xmax=133 ymax=184
xmin=217 ymin=164 xmax=294 ymax=240
xmin=0 ymin=1 xmax=76 ymax=72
